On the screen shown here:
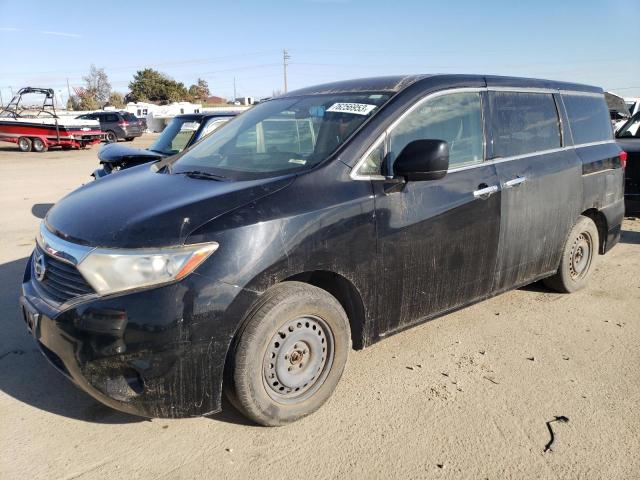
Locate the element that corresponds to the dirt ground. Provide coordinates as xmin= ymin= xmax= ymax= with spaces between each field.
xmin=0 ymin=135 xmax=639 ymax=479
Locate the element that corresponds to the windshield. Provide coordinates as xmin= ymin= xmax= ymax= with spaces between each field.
xmin=170 ymin=92 xmax=391 ymax=179
xmin=616 ymin=112 xmax=640 ymax=138
xmin=150 ymin=117 xmax=202 ymax=155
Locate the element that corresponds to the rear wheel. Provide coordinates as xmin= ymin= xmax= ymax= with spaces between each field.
xmin=32 ymin=138 xmax=47 ymax=152
xmin=18 ymin=137 xmax=32 ymax=152
xmin=105 ymin=131 xmax=117 ymax=143
xmin=228 ymin=282 xmax=351 ymax=426
xmin=544 ymin=215 xmax=599 ymax=293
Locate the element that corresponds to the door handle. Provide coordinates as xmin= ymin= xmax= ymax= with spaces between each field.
xmin=504 ymin=176 xmax=527 ymax=188
xmin=473 ymin=184 xmax=499 ymax=198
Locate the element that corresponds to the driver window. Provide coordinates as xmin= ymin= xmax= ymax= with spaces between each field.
xmin=388 ymin=92 xmax=484 ymax=170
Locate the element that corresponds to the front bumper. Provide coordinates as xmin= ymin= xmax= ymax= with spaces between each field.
xmin=20 ymin=253 xmax=259 ymax=418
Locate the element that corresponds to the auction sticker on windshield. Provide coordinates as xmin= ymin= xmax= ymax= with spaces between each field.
xmin=181 ymin=122 xmax=200 ymax=131
xmin=326 ymin=103 xmax=377 ymax=115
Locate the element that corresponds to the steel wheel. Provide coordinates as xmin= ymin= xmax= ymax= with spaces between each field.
xmin=18 ymin=137 xmax=32 ymax=152
xmin=229 ymin=281 xmax=350 ymax=426
xmin=32 ymin=138 xmax=47 ymax=152
xmin=263 ymin=315 xmax=334 ymax=404
xmin=569 ymin=232 xmax=593 ymax=280
xmin=543 ymin=215 xmax=599 ymax=293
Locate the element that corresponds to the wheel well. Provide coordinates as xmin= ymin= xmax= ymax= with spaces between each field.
xmin=581 ymin=208 xmax=608 ymax=254
xmin=285 ymin=271 xmax=367 ymax=350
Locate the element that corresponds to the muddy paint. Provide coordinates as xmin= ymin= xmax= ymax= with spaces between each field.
xmin=20 ymin=74 xmax=625 ymax=418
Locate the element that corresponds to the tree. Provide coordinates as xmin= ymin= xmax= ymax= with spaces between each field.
xmin=78 ymin=95 xmax=99 ymax=111
xmin=128 ymin=68 xmax=190 ymax=103
xmin=83 ymin=64 xmax=111 ymax=105
xmin=107 ymin=92 xmax=125 ymax=108
xmin=66 ymin=96 xmax=80 ymax=111
xmin=66 ymin=89 xmax=98 ymax=111
xmin=188 ymin=78 xmax=210 ymax=102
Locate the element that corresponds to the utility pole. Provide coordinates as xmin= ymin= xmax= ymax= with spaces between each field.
xmin=66 ymin=78 xmax=72 ymax=104
xmin=233 ymin=77 xmax=237 ymax=102
xmin=283 ymin=49 xmax=290 ymax=93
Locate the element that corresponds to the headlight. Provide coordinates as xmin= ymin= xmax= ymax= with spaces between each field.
xmin=77 ymin=242 xmax=218 ymax=296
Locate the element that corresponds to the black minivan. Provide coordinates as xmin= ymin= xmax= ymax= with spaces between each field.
xmin=20 ymin=75 xmax=625 ymax=426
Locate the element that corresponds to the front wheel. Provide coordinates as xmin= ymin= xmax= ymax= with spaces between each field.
xmin=18 ymin=137 xmax=32 ymax=152
xmin=228 ymin=282 xmax=351 ymax=426
xmin=544 ymin=215 xmax=599 ymax=293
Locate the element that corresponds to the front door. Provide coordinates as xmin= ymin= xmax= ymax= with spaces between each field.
xmin=369 ymin=90 xmax=502 ymax=336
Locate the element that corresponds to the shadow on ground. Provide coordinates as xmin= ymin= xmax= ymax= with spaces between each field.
xmin=620 ymin=229 xmax=640 ymax=245
xmin=0 ymin=257 xmax=141 ymax=424
xmin=31 ymin=203 xmax=54 ymax=219
xmin=0 ymin=257 xmax=251 ymax=426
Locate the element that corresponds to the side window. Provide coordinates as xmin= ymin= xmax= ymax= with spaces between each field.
xmin=104 ymin=114 xmax=118 ymax=123
xmin=489 ymin=92 xmax=561 ymax=157
xmin=562 ymin=94 xmax=613 ymax=144
xmin=199 ymin=118 xmax=229 ymax=139
xmin=357 ymin=139 xmax=385 ymax=176
xmin=389 ymin=92 xmax=484 ymax=170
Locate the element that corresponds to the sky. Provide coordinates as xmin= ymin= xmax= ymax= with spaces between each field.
xmin=1 ymin=0 xmax=639 ymax=106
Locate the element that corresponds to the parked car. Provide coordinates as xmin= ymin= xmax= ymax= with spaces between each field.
xmin=626 ymin=97 xmax=640 ymax=116
xmin=76 ymin=111 xmax=144 ymax=143
xmin=20 ymin=74 xmax=624 ymax=426
xmin=616 ymin=111 xmax=640 ymax=213
xmin=92 ymin=112 xmax=237 ymax=178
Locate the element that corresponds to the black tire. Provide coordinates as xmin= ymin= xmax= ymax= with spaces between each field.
xmin=543 ymin=215 xmax=599 ymax=293
xmin=32 ymin=138 xmax=47 ymax=152
xmin=18 ymin=137 xmax=32 ymax=152
xmin=105 ymin=131 xmax=117 ymax=143
xmin=228 ymin=281 xmax=351 ymax=426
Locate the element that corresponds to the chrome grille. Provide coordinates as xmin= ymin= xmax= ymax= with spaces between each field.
xmin=33 ymin=244 xmax=94 ymax=303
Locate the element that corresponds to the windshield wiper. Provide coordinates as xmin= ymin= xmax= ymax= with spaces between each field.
xmin=175 ymin=170 xmax=228 ymax=181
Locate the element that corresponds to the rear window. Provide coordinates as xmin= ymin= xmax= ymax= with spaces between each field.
xmin=562 ymin=94 xmax=612 ymax=145
xmin=489 ymin=92 xmax=561 ymax=158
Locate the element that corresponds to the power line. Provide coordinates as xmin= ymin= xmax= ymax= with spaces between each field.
xmin=283 ymin=49 xmax=291 ymax=93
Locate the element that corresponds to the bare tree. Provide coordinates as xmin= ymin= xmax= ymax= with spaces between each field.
xmin=83 ymin=64 xmax=112 ymax=105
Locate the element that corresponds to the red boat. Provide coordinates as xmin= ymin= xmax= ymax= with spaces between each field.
xmin=0 ymin=87 xmax=104 ymax=152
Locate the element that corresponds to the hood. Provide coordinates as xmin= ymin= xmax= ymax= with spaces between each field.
xmin=45 ymin=165 xmax=294 ymax=248
xmin=98 ymin=143 xmax=164 ymax=165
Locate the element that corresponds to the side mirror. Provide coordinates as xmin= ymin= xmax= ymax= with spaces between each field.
xmin=394 ymin=139 xmax=449 ymax=181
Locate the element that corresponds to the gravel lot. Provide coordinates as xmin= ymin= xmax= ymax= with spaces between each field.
xmin=1 ymin=135 xmax=639 ymax=479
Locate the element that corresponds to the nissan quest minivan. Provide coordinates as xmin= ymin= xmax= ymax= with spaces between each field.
xmin=20 ymin=75 xmax=625 ymax=426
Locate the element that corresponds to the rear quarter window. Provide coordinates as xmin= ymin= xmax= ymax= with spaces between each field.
xmin=562 ymin=94 xmax=613 ymax=145
xmin=489 ymin=91 xmax=561 ymax=158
